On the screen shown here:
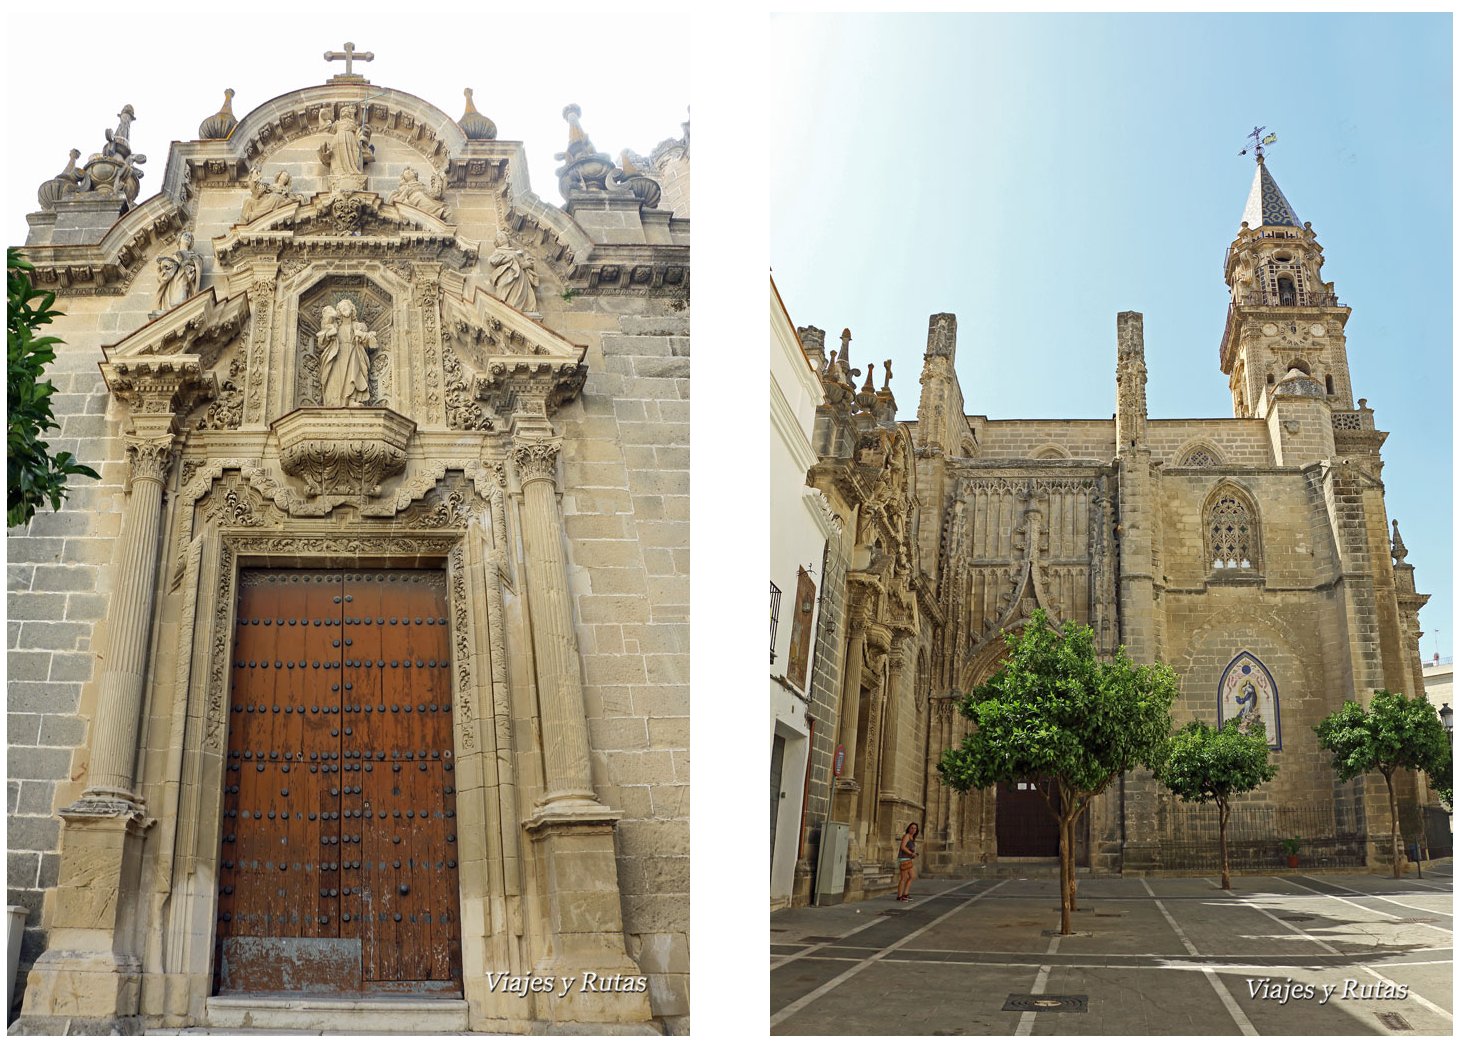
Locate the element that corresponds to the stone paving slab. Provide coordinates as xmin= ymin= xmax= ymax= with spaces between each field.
xmin=771 ymin=867 xmax=1453 ymax=1035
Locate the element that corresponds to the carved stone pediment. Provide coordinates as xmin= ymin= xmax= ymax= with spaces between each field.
xmin=100 ymin=287 xmax=248 ymax=367
xmin=442 ymin=289 xmax=587 ymax=418
xmin=271 ymin=406 xmax=416 ymax=496
xmin=216 ymin=191 xmax=479 ymax=269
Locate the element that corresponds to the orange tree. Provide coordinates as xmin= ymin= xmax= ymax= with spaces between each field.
xmin=938 ymin=610 xmax=1175 ymax=934
xmin=1315 ymin=691 xmax=1450 ymax=878
xmin=8 ymin=249 xmax=97 ymax=527
xmin=1157 ymin=718 xmax=1277 ymax=889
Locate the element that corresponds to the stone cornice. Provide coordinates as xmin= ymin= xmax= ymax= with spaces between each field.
xmin=18 ymin=195 xmax=186 ymax=296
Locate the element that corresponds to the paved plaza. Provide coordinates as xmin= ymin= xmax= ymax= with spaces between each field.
xmin=771 ymin=863 xmax=1452 ymax=1035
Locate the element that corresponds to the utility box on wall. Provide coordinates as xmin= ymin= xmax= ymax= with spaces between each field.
xmin=814 ymin=822 xmax=849 ymax=906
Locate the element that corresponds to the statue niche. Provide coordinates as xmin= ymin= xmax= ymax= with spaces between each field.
xmin=295 ymin=277 xmax=392 ymax=410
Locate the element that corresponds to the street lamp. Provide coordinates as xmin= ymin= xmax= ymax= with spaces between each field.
xmin=1438 ymin=703 xmax=1452 ymax=735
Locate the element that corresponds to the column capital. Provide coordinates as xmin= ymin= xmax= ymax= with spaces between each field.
xmin=511 ymin=435 xmax=563 ymax=486
xmin=123 ymin=434 xmax=177 ymax=488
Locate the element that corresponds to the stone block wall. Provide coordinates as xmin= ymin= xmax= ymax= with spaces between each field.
xmin=7 ymin=295 xmax=137 ymax=1014
xmin=793 ymin=538 xmax=847 ymax=905
xmin=554 ymin=301 xmax=689 ymax=1027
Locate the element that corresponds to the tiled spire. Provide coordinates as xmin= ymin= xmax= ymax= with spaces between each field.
xmin=1240 ymin=155 xmax=1302 ymax=229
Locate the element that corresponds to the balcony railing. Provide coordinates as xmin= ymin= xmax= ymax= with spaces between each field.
xmin=769 ymin=582 xmax=782 ymax=665
xmin=1238 ymin=290 xmax=1343 ymax=308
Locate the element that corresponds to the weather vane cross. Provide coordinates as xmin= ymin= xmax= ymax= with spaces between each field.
xmin=1239 ymin=125 xmax=1278 ymax=161
xmin=324 ymin=41 xmax=374 ymax=80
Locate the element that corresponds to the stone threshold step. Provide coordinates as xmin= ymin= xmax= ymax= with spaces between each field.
xmin=200 ymin=996 xmax=469 ymax=1034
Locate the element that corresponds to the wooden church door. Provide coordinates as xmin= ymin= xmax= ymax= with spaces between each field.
xmin=215 ymin=570 xmax=463 ymax=994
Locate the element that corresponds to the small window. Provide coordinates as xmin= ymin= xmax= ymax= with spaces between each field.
xmin=1325 ymin=374 xmax=1334 ymax=395
xmin=1179 ymin=447 xmax=1221 ymax=468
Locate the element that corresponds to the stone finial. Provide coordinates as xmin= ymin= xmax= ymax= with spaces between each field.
xmin=36 ymin=148 xmax=83 ymax=210
xmin=838 ymin=328 xmax=852 ymax=369
xmin=554 ymin=104 xmax=615 ymax=197
xmin=882 ymin=359 xmax=893 ymax=391
xmin=926 ymin=313 xmax=956 ymax=359
xmin=612 ymin=148 xmax=662 ymax=209
xmin=1391 ymin=519 xmax=1409 ymax=564
xmin=104 ymin=105 xmax=136 ymax=159
xmin=1117 ymin=311 xmax=1145 ymax=358
xmin=199 ymin=89 xmax=238 ymax=140
xmin=458 ymin=88 xmax=497 ymax=140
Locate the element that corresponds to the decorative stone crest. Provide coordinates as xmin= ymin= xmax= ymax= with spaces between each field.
xmin=272 ymin=407 xmax=416 ymax=497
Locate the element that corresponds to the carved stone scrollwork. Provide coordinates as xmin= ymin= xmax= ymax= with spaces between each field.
xmin=511 ymin=438 xmax=561 ymax=485
xmin=272 ymin=408 xmax=416 ymax=497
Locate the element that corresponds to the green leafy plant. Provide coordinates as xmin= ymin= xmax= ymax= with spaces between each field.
xmin=1281 ymin=837 xmax=1301 ymax=857
xmin=1314 ymin=691 xmax=1450 ymax=878
xmin=8 ymin=249 xmax=98 ymax=527
xmin=1157 ymin=717 xmax=1277 ymax=889
xmin=938 ymin=610 xmax=1176 ymax=934
xmin=1427 ymin=744 xmax=1451 ymax=812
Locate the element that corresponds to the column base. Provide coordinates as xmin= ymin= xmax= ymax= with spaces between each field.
xmin=524 ymin=806 xmax=652 ymax=1027
xmin=17 ymin=950 xmax=144 ymax=1034
xmin=18 ymin=799 xmax=150 ymax=1032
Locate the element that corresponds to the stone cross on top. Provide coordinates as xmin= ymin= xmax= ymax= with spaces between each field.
xmin=324 ymin=41 xmax=374 ymax=82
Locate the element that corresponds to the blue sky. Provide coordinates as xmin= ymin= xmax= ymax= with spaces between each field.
xmin=771 ymin=12 xmax=1452 ymax=662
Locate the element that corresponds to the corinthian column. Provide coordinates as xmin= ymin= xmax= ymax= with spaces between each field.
xmin=85 ymin=435 xmax=175 ymax=801
xmin=511 ymin=433 xmax=598 ymax=809
xmin=509 ymin=419 xmax=650 ymax=1026
xmin=22 ymin=356 xmax=208 ymax=1035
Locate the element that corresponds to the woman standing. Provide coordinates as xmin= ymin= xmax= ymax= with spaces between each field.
xmin=896 ymin=822 xmax=920 ymax=901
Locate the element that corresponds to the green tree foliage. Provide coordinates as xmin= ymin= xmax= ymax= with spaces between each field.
xmin=1157 ymin=718 xmax=1277 ymax=889
xmin=1427 ymin=744 xmax=1451 ymax=812
xmin=1314 ymin=691 xmax=1450 ymax=878
xmin=938 ymin=610 xmax=1176 ymax=934
xmin=8 ymin=249 xmax=98 ymax=527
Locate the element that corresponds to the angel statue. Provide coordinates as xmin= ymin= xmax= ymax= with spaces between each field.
xmin=387 ymin=166 xmax=449 ymax=221
xmin=154 ymin=231 xmax=202 ymax=314
xmin=316 ymin=298 xmax=375 ymax=406
xmin=487 ymin=229 xmax=540 ymax=314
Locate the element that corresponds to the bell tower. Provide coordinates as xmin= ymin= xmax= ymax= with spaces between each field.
xmin=1218 ymin=143 xmax=1357 ymax=453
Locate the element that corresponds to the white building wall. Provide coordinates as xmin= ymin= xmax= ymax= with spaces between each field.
xmin=769 ymin=280 xmax=830 ymax=905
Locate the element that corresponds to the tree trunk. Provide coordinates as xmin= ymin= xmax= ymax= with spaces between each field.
xmin=1384 ymin=769 xmax=1402 ymax=879
xmin=1065 ymin=814 xmax=1078 ymax=911
xmin=1218 ymin=797 xmax=1231 ymax=891
xmin=1058 ymin=808 xmax=1072 ymax=935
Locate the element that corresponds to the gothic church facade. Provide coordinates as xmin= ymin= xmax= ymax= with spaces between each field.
xmin=784 ymin=152 xmax=1430 ymax=903
xmin=8 ymin=57 xmax=688 ymax=1033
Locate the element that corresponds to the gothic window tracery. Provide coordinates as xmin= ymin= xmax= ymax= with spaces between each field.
xmin=1205 ymin=485 xmax=1260 ymax=572
xmin=1177 ymin=445 xmax=1222 ymax=468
